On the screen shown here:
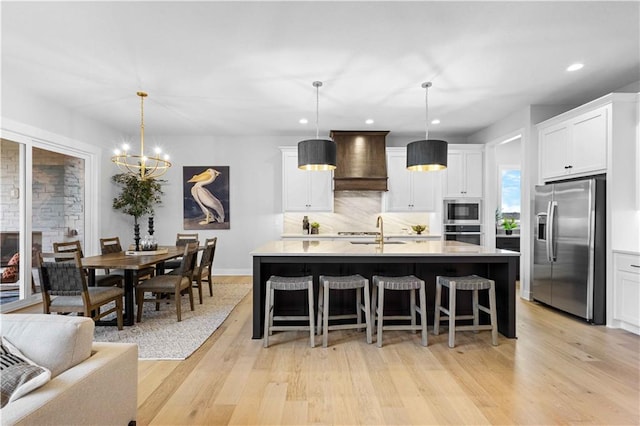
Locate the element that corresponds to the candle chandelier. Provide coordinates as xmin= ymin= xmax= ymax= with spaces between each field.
xmin=112 ymin=91 xmax=172 ymax=180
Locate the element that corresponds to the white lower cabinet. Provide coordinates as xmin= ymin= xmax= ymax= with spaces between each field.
xmin=613 ymin=251 xmax=640 ymax=335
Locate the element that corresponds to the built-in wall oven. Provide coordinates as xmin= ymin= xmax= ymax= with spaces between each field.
xmin=444 ymin=224 xmax=483 ymax=245
xmin=443 ymin=200 xmax=483 ymax=245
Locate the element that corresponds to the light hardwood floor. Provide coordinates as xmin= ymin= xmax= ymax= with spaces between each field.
xmin=135 ymin=276 xmax=639 ymax=425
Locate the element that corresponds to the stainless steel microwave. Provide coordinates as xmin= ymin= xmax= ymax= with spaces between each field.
xmin=444 ymin=199 xmax=482 ymax=224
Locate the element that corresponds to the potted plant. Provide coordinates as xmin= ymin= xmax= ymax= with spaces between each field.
xmin=112 ymin=173 xmax=164 ymax=251
xmin=310 ymin=222 xmax=320 ymax=234
xmin=502 ymin=218 xmax=517 ymax=235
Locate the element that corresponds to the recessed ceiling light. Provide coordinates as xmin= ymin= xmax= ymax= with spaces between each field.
xmin=365 ymin=119 xmax=374 ymax=125
xmin=431 ymin=119 xmax=440 ymax=125
xmin=299 ymin=118 xmax=308 ymax=124
xmin=567 ymin=63 xmax=584 ymax=72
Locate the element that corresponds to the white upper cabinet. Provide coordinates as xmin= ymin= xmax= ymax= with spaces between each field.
xmin=444 ymin=149 xmax=483 ymax=198
xmin=384 ymin=148 xmax=440 ymax=212
xmin=281 ymin=147 xmax=333 ymax=212
xmin=539 ymin=106 xmax=608 ymax=181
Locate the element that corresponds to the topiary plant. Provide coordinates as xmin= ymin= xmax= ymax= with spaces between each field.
xmin=112 ymin=173 xmax=164 ymax=250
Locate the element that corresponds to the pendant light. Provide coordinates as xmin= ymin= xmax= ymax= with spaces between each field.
xmin=298 ymin=81 xmax=337 ymax=171
xmin=112 ymin=92 xmax=172 ymax=180
xmin=406 ymin=82 xmax=447 ymax=171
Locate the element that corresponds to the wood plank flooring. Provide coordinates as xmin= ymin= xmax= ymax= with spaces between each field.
xmin=136 ymin=276 xmax=640 ymax=425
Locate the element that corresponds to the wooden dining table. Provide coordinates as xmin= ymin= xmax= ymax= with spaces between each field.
xmin=81 ymin=246 xmax=185 ymax=326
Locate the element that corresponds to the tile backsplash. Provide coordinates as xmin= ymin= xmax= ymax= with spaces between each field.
xmin=283 ymin=191 xmax=442 ymax=235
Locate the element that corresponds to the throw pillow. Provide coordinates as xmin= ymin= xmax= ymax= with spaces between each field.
xmin=0 ymin=336 xmax=51 ymax=408
xmin=1 ymin=253 xmax=19 ymax=283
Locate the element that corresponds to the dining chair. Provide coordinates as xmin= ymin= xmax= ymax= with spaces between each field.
xmin=164 ymin=233 xmax=199 ymax=271
xmin=53 ymin=240 xmax=123 ymax=287
xmin=99 ymin=236 xmax=155 ymax=284
xmin=38 ymin=251 xmax=124 ymax=330
xmin=192 ymin=237 xmax=217 ymax=304
xmin=135 ymin=242 xmax=198 ymax=322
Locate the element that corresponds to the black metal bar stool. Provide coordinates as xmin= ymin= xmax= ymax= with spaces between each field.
xmin=316 ymin=274 xmax=372 ymax=347
xmin=434 ymin=274 xmax=498 ymax=348
xmin=263 ymin=275 xmax=315 ymax=348
xmin=371 ymin=275 xmax=428 ymax=348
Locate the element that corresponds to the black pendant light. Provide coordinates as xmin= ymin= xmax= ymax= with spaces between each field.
xmin=298 ymin=81 xmax=337 ymax=171
xmin=406 ymin=82 xmax=448 ymax=171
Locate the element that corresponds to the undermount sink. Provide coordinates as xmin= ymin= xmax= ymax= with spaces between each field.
xmin=350 ymin=241 xmax=407 ymax=245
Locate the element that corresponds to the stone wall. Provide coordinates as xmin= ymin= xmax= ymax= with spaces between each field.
xmin=1 ymin=139 xmax=85 ymax=253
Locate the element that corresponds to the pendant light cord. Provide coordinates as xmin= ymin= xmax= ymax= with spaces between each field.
xmin=316 ymin=84 xmax=320 ymax=139
xmin=423 ymin=82 xmax=431 ymax=140
xmin=313 ymin=81 xmax=322 ymax=139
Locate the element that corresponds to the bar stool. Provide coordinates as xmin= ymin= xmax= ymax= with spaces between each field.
xmin=434 ymin=274 xmax=498 ymax=348
xmin=316 ymin=274 xmax=372 ymax=347
xmin=263 ymin=275 xmax=315 ymax=348
xmin=371 ymin=275 xmax=428 ymax=348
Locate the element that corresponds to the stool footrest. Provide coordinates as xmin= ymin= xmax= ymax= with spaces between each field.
xmin=454 ymin=324 xmax=494 ymax=332
xmin=269 ymin=325 xmax=313 ymax=332
xmin=383 ymin=325 xmax=424 ymax=331
xmin=326 ymin=323 xmax=366 ymax=331
xmin=325 ymin=314 xmax=359 ymax=321
xmin=273 ymin=315 xmax=312 ymax=321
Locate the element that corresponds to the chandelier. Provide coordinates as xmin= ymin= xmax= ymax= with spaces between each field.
xmin=112 ymin=91 xmax=172 ymax=180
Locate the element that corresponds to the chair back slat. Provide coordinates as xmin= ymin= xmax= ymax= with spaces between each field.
xmin=53 ymin=240 xmax=84 ymax=258
xmin=100 ymin=237 xmax=123 ymax=255
xmin=176 ymin=233 xmax=198 ymax=246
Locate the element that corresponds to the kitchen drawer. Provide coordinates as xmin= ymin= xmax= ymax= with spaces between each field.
xmin=496 ymin=237 xmax=520 ymax=251
xmin=615 ymin=253 xmax=640 ymax=274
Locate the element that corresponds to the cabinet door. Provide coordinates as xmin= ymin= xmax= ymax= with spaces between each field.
xmin=614 ymin=253 xmax=640 ymax=330
xmin=540 ymin=124 xmax=571 ymax=180
xmin=411 ymin=169 xmax=440 ymax=211
xmin=570 ymin=107 xmax=608 ymax=175
xmin=307 ymin=169 xmax=333 ymax=211
xmin=464 ymin=151 xmax=483 ymax=198
xmin=282 ymin=150 xmax=333 ymax=212
xmin=615 ymin=270 xmax=640 ymax=328
xmin=445 ymin=152 xmax=464 ymax=197
xmin=385 ymin=151 xmax=412 ymax=211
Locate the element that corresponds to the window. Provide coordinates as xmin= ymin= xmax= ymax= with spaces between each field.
xmin=499 ymin=167 xmax=521 ymax=222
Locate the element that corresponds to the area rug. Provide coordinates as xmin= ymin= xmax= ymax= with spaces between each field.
xmin=93 ymin=282 xmax=251 ymax=360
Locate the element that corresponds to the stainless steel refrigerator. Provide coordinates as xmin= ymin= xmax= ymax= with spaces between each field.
xmin=533 ymin=176 xmax=606 ymax=324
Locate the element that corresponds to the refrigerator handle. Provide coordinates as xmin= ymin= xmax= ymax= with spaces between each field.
xmin=548 ymin=201 xmax=558 ymax=262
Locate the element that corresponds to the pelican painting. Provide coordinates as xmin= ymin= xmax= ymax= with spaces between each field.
xmin=183 ymin=166 xmax=230 ymax=229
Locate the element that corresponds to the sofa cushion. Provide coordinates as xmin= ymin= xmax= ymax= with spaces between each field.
xmin=0 ymin=314 xmax=93 ymax=378
xmin=0 ymin=336 xmax=51 ymax=407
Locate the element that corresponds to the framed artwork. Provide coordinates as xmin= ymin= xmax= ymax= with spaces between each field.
xmin=183 ymin=166 xmax=230 ymax=230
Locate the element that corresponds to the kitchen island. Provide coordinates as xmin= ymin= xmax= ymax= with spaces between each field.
xmin=251 ymin=240 xmax=519 ymax=340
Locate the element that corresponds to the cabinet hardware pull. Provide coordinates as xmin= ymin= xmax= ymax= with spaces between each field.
xmin=631 ymin=264 xmax=640 ymax=268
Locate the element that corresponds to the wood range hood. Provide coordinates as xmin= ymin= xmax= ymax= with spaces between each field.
xmin=331 ymin=130 xmax=389 ymax=191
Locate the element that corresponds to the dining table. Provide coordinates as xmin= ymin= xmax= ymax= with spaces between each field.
xmin=81 ymin=246 xmax=185 ymax=326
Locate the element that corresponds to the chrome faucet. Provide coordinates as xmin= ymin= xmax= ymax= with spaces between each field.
xmin=375 ymin=215 xmax=384 ymax=245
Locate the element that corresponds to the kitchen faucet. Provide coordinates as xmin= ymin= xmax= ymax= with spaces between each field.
xmin=375 ymin=215 xmax=384 ymax=245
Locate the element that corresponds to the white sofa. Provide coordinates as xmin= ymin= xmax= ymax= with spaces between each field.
xmin=0 ymin=314 xmax=137 ymax=425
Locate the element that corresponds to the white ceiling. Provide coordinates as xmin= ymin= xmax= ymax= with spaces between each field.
xmin=2 ymin=1 xmax=639 ymax=141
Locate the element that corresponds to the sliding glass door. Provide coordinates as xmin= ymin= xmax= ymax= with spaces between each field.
xmin=0 ymin=138 xmax=87 ymax=307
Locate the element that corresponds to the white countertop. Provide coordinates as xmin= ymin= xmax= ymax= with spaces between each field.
xmin=281 ymin=233 xmax=442 ymax=239
xmin=252 ymin=240 xmax=520 ymax=257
